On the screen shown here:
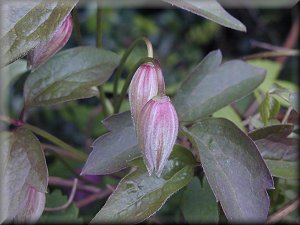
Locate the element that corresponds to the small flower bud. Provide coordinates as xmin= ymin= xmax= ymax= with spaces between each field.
xmin=129 ymin=62 xmax=165 ymax=128
xmin=27 ymin=14 xmax=73 ymax=70
xmin=13 ymin=185 xmax=45 ymax=224
xmin=138 ymin=95 xmax=178 ymax=177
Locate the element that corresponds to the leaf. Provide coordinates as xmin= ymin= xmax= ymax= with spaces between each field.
xmin=0 ymin=59 xmax=27 ymax=116
xmin=0 ymin=128 xmax=48 ymax=223
xmin=24 ymin=47 xmax=120 ymax=107
xmin=160 ymin=0 xmax=246 ymax=32
xmin=81 ymin=111 xmax=140 ymax=175
xmin=289 ymin=92 xmax=298 ymax=112
xmin=180 ymin=177 xmax=219 ymax=224
xmin=259 ymin=93 xmax=270 ymax=125
xmin=270 ymin=82 xmax=299 ymax=108
xmin=90 ymin=145 xmax=196 ymax=224
xmin=264 ymin=160 xmax=298 ymax=180
xmin=248 ymin=124 xmax=298 ymax=179
xmin=174 ymin=50 xmax=266 ymax=123
xmin=259 ymin=93 xmax=280 ymax=125
xmin=213 ymin=105 xmax=245 ymax=131
xmin=39 ymin=189 xmax=82 ymax=223
xmin=0 ymin=0 xmax=79 ymax=67
xmin=248 ymin=59 xmax=282 ymax=93
xmin=183 ymin=118 xmax=274 ymax=223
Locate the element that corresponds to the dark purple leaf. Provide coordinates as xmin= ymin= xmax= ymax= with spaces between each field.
xmin=183 ymin=118 xmax=274 ymax=223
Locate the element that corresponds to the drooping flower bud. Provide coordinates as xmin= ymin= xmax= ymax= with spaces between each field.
xmin=27 ymin=14 xmax=73 ymax=70
xmin=13 ymin=185 xmax=45 ymax=224
xmin=138 ymin=95 xmax=178 ymax=177
xmin=128 ymin=62 xmax=165 ymax=128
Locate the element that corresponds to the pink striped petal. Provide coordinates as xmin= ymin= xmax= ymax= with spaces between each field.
xmin=13 ymin=185 xmax=45 ymax=224
xmin=129 ymin=62 xmax=165 ymax=130
xmin=27 ymin=14 xmax=73 ymax=71
xmin=138 ymin=95 xmax=179 ymax=176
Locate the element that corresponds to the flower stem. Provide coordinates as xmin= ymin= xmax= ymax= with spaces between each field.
xmin=71 ymin=8 xmax=83 ymax=46
xmin=96 ymin=2 xmax=111 ymax=117
xmin=113 ymin=37 xmax=154 ymax=107
xmin=114 ymin=57 xmax=158 ymax=113
xmin=22 ymin=123 xmax=87 ymax=162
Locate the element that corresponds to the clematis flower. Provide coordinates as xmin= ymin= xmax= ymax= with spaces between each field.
xmin=138 ymin=95 xmax=178 ymax=177
xmin=128 ymin=62 xmax=165 ymax=129
xmin=13 ymin=185 xmax=45 ymax=224
xmin=27 ymin=14 xmax=73 ymax=70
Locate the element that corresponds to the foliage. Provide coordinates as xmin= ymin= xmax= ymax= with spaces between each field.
xmin=0 ymin=0 xmax=298 ymax=224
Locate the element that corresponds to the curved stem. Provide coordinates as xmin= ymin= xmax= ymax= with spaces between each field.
xmin=22 ymin=123 xmax=87 ymax=162
xmin=45 ymin=178 xmax=78 ymax=212
xmin=114 ymin=57 xmax=159 ymax=113
xmin=113 ymin=37 xmax=154 ymax=106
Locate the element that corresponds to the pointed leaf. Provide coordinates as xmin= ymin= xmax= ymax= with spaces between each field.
xmin=81 ymin=111 xmax=140 ymax=175
xmin=24 ymin=47 xmax=120 ymax=107
xmin=174 ymin=50 xmax=266 ymax=123
xmin=0 ymin=128 xmax=48 ymax=223
xmin=183 ymin=118 xmax=274 ymax=223
xmin=0 ymin=0 xmax=78 ymax=67
xmin=180 ymin=177 xmax=219 ymax=224
xmin=161 ymin=0 xmax=246 ymax=31
xmin=90 ymin=145 xmax=196 ymax=224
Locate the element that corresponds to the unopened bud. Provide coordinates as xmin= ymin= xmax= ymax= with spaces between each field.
xmin=27 ymin=14 xmax=73 ymax=70
xmin=13 ymin=185 xmax=45 ymax=224
xmin=138 ymin=95 xmax=178 ymax=177
xmin=129 ymin=62 xmax=165 ymax=128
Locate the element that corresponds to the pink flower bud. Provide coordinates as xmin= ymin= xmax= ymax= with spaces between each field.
xmin=27 ymin=14 xmax=73 ymax=70
xmin=129 ymin=62 xmax=165 ymax=128
xmin=13 ymin=185 xmax=45 ymax=223
xmin=138 ymin=95 xmax=179 ymax=177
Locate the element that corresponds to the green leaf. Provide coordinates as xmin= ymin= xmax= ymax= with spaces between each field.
xmin=81 ymin=111 xmax=140 ymax=175
xmin=269 ymin=97 xmax=280 ymax=118
xmin=183 ymin=118 xmax=274 ymax=223
xmin=160 ymin=0 xmax=246 ymax=32
xmin=0 ymin=59 xmax=27 ymax=116
xmin=0 ymin=128 xmax=48 ymax=223
xmin=180 ymin=177 xmax=219 ymax=224
xmin=213 ymin=105 xmax=245 ymax=131
xmin=248 ymin=124 xmax=298 ymax=179
xmin=289 ymin=92 xmax=298 ymax=112
xmin=270 ymin=82 xmax=299 ymax=108
xmin=39 ymin=189 xmax=82 ymax=223
xmin=264 ymin=160 xmax=298 ymax=180
xmin=259 ymin=93 xmax=280 ymax=125
xmin=248 ymin=59 xmax=282 ymax=93
xmin=0 ymin=0 xmax=78 ymax=67
xmin=24 ymin=47 xmax=120 ymax=107
xmin=259 ymin=93 xmax=271 ymax=125
xmin=90 ymin=145 xmax=196 ymax=224
xmin=174 ymin=50 xmax=266 ymax=123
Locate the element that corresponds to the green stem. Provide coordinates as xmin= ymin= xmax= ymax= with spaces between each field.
xmin=113 ymin=37 xmax=153 ymax=107
xmin=114 ymin=57 xmax=158 ymax=113
xmin=22 ymin=123 xmax=87 ymax=162
xmin=96 ymin=3 xmax=111 ymax=117
xmin=98 ymin=86 xmax=110 ymax=117
xmin=96 ymin=4 xmax=102 ymax=48
xmin=71 ymin=8 xmax=83 ymax=46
